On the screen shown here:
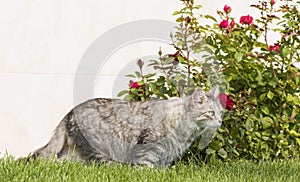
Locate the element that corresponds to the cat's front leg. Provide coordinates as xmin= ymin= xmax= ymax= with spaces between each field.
xmin=129 ymin=143 xmax=171 ymax=168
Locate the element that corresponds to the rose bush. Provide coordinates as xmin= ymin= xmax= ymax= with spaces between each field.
xmin=118 ymin=0 xmax=300 ymax=161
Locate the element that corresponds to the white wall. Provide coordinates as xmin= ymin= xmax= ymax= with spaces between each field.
xmin=0 ymin=0 xmax=292 ymax=158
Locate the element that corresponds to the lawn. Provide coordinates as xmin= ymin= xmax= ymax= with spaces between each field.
xmin=1 ymin=157 xmax=299 ymax=182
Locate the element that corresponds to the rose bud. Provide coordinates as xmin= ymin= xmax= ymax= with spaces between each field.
xmin=223 ymin=4 xmax=232 ymax=13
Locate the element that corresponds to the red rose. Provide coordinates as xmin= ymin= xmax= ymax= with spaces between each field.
xmin=129 ymin=81 xmax=140 ymax=89
xmin=229 ymin=20 xmax=235 ymax=28
xmin=219 ymin=20 xmax=229 ymax=29
xmin=218 ymin=93 xmax=234 ymax=110
xmin=271 ymin=0 xmax=275 ymax=5
xmin=240 ymin=15 xmax=253 ymax=25
xmin=268 ymin=44 xmax=280 ymax=52
xmin=223 ymin=4 xmax=232 ymax=13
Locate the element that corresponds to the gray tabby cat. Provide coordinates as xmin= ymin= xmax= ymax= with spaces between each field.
xmin=31 ymin=86 xmax=222 ymax=167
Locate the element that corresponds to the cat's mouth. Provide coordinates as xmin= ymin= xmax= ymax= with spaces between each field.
xmin=207 ymin=120 xmax=222 ymax=128
xmin=195 ymin=115 xmax=222 ymax=128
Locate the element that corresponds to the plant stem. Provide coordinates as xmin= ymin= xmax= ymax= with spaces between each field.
xmin=183 ymin=4 xmax=191 ymax=87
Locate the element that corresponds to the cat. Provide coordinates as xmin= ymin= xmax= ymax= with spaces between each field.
xmin=30 ymin=86 xmax=222 ymax=167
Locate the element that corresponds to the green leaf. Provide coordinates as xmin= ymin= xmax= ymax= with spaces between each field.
xmin=227 ymin=47 xmax=236 ymax=52
xmin=164 ymin=57 xmax=175 ymax=64
xmin=117 ymin=90 xmax=129 ymax=97
xmin=234 ymin=52 xmax=243 ymax=62
xmin=204 ymin=14 xmax=217 ymax=22
xmin=293 ymin=96 xmax=300 ymax=105
xmin=286 ymin=94 xmax=293 ymax=102
xmin=225 ymin=75 xmax=233 ymax=82
xmin=262 ymin=136 xmax=269 ymax=141
xmin=124 ymin=94 xmax=135 ymax=100
xmin=245 ymin=120 xmax=252 ymax=131
xmin=261 ymin=117 xmax=273 ymax=129
xmin=144 ymin=73 xmax=156 ymax=78
xmin=135 ymin=71 xmax=141 ymax=78
xmin=209 ymin=141 xmax=223 ymax=150
xmin=267 ymin=91 xmax=274 ymax=100
xmin=282 ymin=48 xmax=291 ymax=57
xmin=156 ymin=81 xmax=165 ymax=86
xmin=261 ymin=106 xmax=270 ymax=115
xmin=259 ymin=93 xmax=266 ymax=101
xmin=177 ymin=56 xmax=185 ymax=63
xmin=130 ymin=88 xmax=138 ymax=94
xmin=233 ymin=148 xmax=240 ymax=156
xmin=205 ymin=147 xmax=215 ymax=154
xmin=176 ymin=41 xmax=185 ymax=47
xmin=149 ymin=83 xmax=156 ymax=91
xmin=172 ymin=11 xmax=181 ymax=15
xmin=176 ymin=17 xmax=184 ymax=22
xmin=138 ymin=80 xmax=144 ymax=86
xmin=254 ymin=132 xmax=261 ymax=138
xmin=218 ymin=148 xmax=228 ymax=159
xmin=218 ymin=128 xmax=225 ymax=133
xmin=268 ymin=79 xmax=278 ymax=87
xmin=175 ymin=74 xmax=185 ymax=80
xmin=125 ymin=74 xmax=136 ymax=78
xmin=256 ymin=70 xmax=263 ymax=82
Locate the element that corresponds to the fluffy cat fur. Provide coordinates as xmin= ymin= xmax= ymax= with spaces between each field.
xmin=31 ymin=86 xmax=222 ymax=167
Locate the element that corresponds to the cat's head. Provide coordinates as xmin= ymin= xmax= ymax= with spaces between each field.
xmin=190 ymin=86 xmax=223 ymax=128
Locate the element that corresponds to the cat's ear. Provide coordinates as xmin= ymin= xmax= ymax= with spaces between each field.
xmin=206 ymin=85 xmax=220 ymax=99
xmin=192 ymin=88 xmax=206 ymax=105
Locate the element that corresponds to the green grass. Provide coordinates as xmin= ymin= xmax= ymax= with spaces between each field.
xmin=1 ymin=157 xmax=299 ymax=182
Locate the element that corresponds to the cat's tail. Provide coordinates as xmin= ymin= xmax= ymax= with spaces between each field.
xmin=31 ymin=112 xmax=72 ymax=160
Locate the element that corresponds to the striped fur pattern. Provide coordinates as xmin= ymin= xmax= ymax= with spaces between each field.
xmin=32 ymin=86 xmax=222 ymax=167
